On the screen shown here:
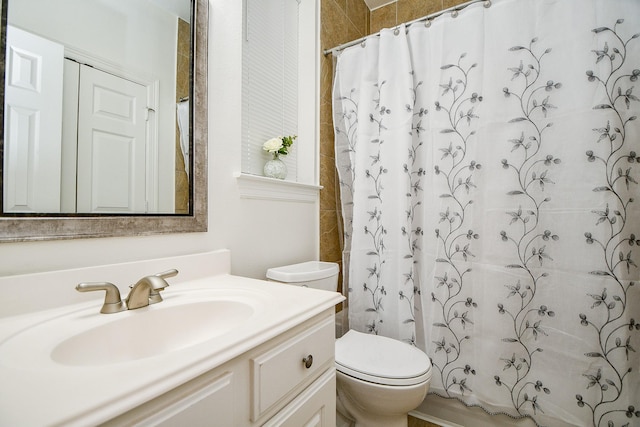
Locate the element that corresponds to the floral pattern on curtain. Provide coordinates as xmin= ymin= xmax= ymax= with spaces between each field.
xmin=332 ymin=0 xmax=640 ymax=426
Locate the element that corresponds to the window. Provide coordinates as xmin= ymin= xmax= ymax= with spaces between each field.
xmin=242 ymin=0 xmax=299 ymax=180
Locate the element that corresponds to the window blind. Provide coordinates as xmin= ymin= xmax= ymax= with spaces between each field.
xmin=242 ymin=0 xmax=299 ymax=180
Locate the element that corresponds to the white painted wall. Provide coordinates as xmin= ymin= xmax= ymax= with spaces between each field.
xmin=207 ymin=0 xmax=319 ymax=279
xmin=0 ymin=1 xmax=319 ymax=289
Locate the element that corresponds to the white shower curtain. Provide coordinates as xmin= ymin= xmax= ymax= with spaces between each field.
xmin=333 ymin=0 xmax=640 ymax=426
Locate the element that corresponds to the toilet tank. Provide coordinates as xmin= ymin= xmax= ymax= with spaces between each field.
xmin=266 ymin=261 xmax=339 ymax=292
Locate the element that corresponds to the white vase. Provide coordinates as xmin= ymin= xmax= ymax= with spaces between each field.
xmin=264 ymin=155 xmax=287 ymax=179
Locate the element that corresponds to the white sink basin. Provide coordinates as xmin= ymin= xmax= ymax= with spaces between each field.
xmin=0 ymin=254 xmax=345 ymax=427
xmin=0 ymin=289 xmax=264 ymax=368
xmin=51 ymin=300 xmax=254 ymax=366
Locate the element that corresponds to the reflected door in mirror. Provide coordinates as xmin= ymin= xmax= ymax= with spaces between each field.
xmin=75 ymin=65 xmax=148 ymax=214
xmin=4 ymin=26 xmax=64 ymax=213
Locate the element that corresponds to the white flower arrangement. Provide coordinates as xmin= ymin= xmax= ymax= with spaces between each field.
xmin=262 ymin=135 xmax=297 ymax=159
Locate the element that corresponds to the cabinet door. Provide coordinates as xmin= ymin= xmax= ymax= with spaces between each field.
xmin=262 ymin=369 xmax=336 ymax=427
xmin=101 ymin=371 xmax=235 ymax=427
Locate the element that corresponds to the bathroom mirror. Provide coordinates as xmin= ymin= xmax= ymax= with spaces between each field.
xmin=0 ymin=0 xmax=208 ymax=241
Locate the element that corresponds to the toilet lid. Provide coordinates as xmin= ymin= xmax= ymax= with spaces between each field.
xmin=335 ymin=330 xmax=432 ymax=386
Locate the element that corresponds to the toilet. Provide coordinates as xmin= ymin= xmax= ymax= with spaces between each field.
xmin=266 ymin=261 xmax=432 ymax=427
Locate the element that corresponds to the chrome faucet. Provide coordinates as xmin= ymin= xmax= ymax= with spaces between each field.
xmin=125 ymin=269 xmax=179 ymax=310
xmin=76 ymin=269 xmax=179 ymax=313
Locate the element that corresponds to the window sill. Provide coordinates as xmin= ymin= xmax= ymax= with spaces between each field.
xmin=235 ymin=173 xmax=322 ymax=203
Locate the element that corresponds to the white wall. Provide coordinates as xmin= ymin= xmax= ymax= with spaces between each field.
xmin=0 ymin=0 xmax=318 ymax=285
xmin=207 ymin=0 xmax=319 ymax=279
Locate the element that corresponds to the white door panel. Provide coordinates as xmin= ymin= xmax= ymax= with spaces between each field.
xmin=76 ymin=65 xmax=147 ymax=213
xmin=3 ymin=26 xmax=64 ymax=212
xmin=90 ymin=131 xmax=137 ymax=210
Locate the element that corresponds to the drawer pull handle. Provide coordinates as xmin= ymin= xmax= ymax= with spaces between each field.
xmin=302 ymin=354 xmax=313 ymax=369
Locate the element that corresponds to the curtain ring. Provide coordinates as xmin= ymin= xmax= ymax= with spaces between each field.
xmin=484 ymin=0 xmax=491 ymax=7
xmin=424 ymin=19 xmax=431 ymax=28
xmin=393 ymin=27 xmax=400 ymax=36
xmin=451 ymin=9 xmax=459 ymax=18
xmin=360 ymin=41 xmax=366 ymax=48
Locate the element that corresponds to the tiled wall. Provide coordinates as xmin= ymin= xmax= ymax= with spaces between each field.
xmin=370 ymin=0 xmax=468 ymax=33
xmin=408 ymin=416 xmax=442 ymax=427
xmin=319 ymin=0 xmax=370 ymax=298
xmin=319 ymin=0 xmax=468 ymax=290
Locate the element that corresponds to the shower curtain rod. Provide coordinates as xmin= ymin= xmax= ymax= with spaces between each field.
xmin=323 ymin=0 xmax=491 ymax=57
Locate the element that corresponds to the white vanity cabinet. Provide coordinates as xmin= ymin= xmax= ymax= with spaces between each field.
xmin=101 ymin=309 xmax=337 ymax=427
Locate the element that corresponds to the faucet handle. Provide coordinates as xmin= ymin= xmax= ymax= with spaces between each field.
xmin=155 ymin=269 xmax=178 ymax=282
xmin=148 ymin=269 xmax=179 ymax=304
xmin=154 ymin=268 xmax=178 ymax=279
xmin=76 ymin=282 xmax=126 ymax=314
xmin=128 ymin=269 xmax=178 ymax=289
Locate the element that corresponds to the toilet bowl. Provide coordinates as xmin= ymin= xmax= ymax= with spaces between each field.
xmin=266 ymin=261 xmax=432 ymax=427
xmin=335 ymin=329 xmax=431 ymax=427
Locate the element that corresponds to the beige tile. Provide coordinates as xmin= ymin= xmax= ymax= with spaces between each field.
xmin=176 ymin=65 xmax=190 ymax=98
xmin=320 ymin=105 xmax=334 ymax=136
xmin=320 ymin=55 xmax=334 ymax=112
xmin=174 ymin=169 xmax=189 ymax=214
xmin=408 ymin=415 xmax=442 ymax=427
xmin=365 ymin=12 xmax=370 ymax=34
xmin=335 ymin=260 xmax=344 ymax=296
xmin=319 ymin=62 xmax=335 ymax=161
xmin=370 ymin=2 xmax=397 ymax=33
xmin=320 ymin=115 xmax=336 ymax=159
xmin=398 ymin=0 xmax=442 ymax=24
xmin=320 ymin=210 xmax=342 ymax=263
xmin=320 ymin=108 xmax=333 ymax=143
xmin=443 ymin=0 xmax=468 ymax=8
xmin=322 ymin=0 xmax=362 ymax=52
xmin=319 ymin=0 xmax=360 ymax=279
xmin=346 ymin=0 xmax=369 ymax=36
xmin=320 ymin=96 xmax=333 ymax=137
xmin=176 ymin=19 xmax=191 ymax=100
xmin=177 ymin=19 xmax=191 ymax=58
xmin=427 ymin=0 xmax=445 ymax=12
xmin=320 ymin=154 xmax=337 ymax=211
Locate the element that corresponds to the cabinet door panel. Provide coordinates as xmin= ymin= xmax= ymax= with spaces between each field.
xmin=101 ymin=371 xmax=235 ymax=427
xmin=148 ymin=372 xmax=234 ymax=427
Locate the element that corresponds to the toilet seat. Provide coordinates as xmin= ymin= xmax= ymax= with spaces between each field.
xmin=335 ymin=330 xmax=432 ymax=386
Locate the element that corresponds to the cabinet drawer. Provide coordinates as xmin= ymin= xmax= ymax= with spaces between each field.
xmin=262 ymin=368 xmax=336 ymax=427
xmin=251 ymin=315 xmax=335 ymax=421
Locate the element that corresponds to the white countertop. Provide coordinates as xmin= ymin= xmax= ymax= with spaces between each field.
xmin=0 ymin=273 xmax=343 ymax=426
